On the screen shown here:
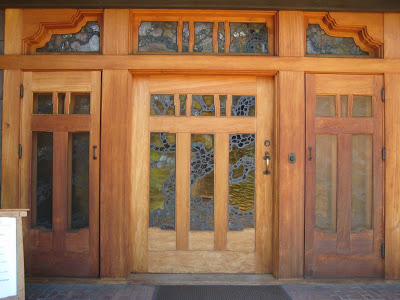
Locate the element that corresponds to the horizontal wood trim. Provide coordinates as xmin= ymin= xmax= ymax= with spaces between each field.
xmin=31 ymin=115 xmax=91 ymax=131
xmin=189 ymin=231 xmax=214 ymax=250
xmin=149 ymin=116 xmax=256 ymax=133
xmin=148 ymin=251 xmax=255 ymax=273
xmin=31 ymin=72 xmax=93 ymax=92
xmin=315 ymin=118 xmax=374 ymax=134
xmin=315 ymin=75 xmax=374 ymax=94
xmin=148 ymin=228 xmax=176 ymax=251
xmin=227 ymin=229 xmax=255 ymax=252
xmin=1 ymin=55 xmax=400 ymax=73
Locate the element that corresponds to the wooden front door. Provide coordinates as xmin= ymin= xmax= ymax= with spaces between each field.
xmin=131 ymin=75 xmax=274 ymax=273
xmin=21 ymin=72 xmax=101 ymax=277
xmin=305 ymin=74 xmax=384 ymax=278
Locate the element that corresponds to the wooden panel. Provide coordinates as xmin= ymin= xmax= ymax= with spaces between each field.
xmin=227 ymin=229 xmax=255 ymax=251
xmin=148 ymin=251 xmax=255 ymax=273
xmin=100 ymin=70 xmax=130 ymax=278
xmin=315 ymin=118 xmax=374 ymax=134
xmin=4 ymin=9 xmax=22 ymax=54
xmin=313 ymin=231 xmax=337 ymax=254
xmin=1 ymin=70 xmax=21 ymax=209
xmin=278 ymin=11 xmax=304 ymax=56
xmin=28 ymin=229 xmax=52 ymax=251
xmin=384 ymin=14 xmax=400 ymax=59
xmin=31 ymin=115 xmax=91 ymax=131
xmin=103 ymin=9 xmax=129 ymax=55
xmin=149 ymin=75 xmax=257 ymax=94
xmin=350 ymin=231 xmax=373 ymax=254
xmin=255 ymin=76 xmax=273 ymax=273
xmin=31 ymin=72 xmax=93 ymax=92
xmin=129 ymin=75 xmax=150 ymax=273
xmin=276 ymin=71 xmax=305 ymax=279
xmin=384 ymin=73 xmax=400 ymax=279
xmin=315 ymin=75 xmax=374 ymax=94
xmin=65 ymin=230 xmax=90 ymax=253
xmin=149 ymin=117 xmax=255 ymax=133
xmin=214 ymin=133 xmax=229 ymax=251
xmin=148 ymin=228 xmax=176 ymax=251
xmin=189 ymin=231 xmax=214 ymax=250
xmin=176 ymin=132 xmax=190 ymax=250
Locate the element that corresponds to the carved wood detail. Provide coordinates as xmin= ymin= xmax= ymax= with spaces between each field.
xmin=305 ymin=12 xmax=384 ymax=57
xmin=23 ymin=9 xmax=103 ymax=54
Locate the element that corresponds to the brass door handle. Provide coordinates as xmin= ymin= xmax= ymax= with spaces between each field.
xmin=263 ymin=151 xmax=271 ymax=175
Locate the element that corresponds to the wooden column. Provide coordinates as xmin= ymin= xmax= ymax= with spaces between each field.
xmin=100 ymin=9 xmax=130 ymax=278
xmin=1 ymin=9 xmax=22 ymax=209
xmin=384 ymin=13 xmax=400 ymax=279
xmin=274 ymin=11 xmax=305 ymax=279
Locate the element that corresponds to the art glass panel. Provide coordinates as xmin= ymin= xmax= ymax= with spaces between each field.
xmin=191 ymin=95 xmax=215 ymax=116
xmin=190 ymin=134 xmax=214 ymax=231
xmin=316 ymin=95 xmax=336 ymax=117
xmin=182 ymin=22 xmax=189 ymax=52
xmin=306 ymin=24 xmax=369 ymax=56
xmin=58 ymin=93 xmax=65 ymax=114
xmin=33 ymin=93 xmax=53 ymax=114
xmin=231 ymin=95 xmax=255 ymax=116
xmin=194 ymin=22 xmax=213 ymax=53
xmin=71 ymin=93 xmax=90 ymax=114
xmin=229 ymin=23 xmax=268 ymax=53
xmin=218 ymin=22 xmax=225 ymax=53
xmin=229 ymin=133 xmax=255 ymax=231
xmin=179 ymin=94 xmax=187 ymax=116
xmin=37 ymin=22 xmax=100 ymax=52
xmin=352 ymin=96 xmax=372 ymax=117
xmin=149 ymin=132 xmax=176 ymax=230
xmin=219 ymin=95 xmax=227 ymax=116
xmin=341 ymin=95 xmax=348 ymax=117
xmin=138 ymin=21 xmax=178 ymax=52
xmin=151 ymin=94 xmax=175 ymax=116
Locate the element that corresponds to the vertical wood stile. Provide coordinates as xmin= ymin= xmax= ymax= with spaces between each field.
xmin=186 ymin=94 xmax=192 ymax=117
xmin=215 ymin=133 xmax=229 ymax=251
xmin=65 ymin=92 xmax=71 ymax=114
xmin=103 ymin=9 xmax=130 ymax=55
xmin=348 ymin=95 xmax=353 ymax=117
xmin=224 ymin=22 xmax=230 ymax=54
xmin=52 ymin=92 xmax=58 ymax=114
xmin=215 ymin=94 xmax=220 ymax=117
xmin=278 ymin=11 xmax=305 ymax=56
xmin=226 ymin=95 xmax=232 ymax=117
xmin=336 ymin=94 xmax=341 ymax=117
xmin=177 ymin=21 xmax=183 ymax=53
xmin=189 ymin=21 xmax=195 ymax=53
xmin=176 ymin=132 xmax=191 ymax=250
xmin=174 ymin=94 xmax=180 ymax=116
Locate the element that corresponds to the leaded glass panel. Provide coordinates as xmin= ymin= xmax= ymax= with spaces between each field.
xmin=138 ymin=21 xmax=178 ymax=52
xmin=182 ymin=22 xmax=189 ymax=52
xmin=229 ymin=23 xmax=268 ymax=53
xmin=229 ymin=133 xmax=255 ymax=231
xmin=219 ymin=95 xmax=227 ymax=116
xmin=231 ymin=95 xmax=255 ymax=116
xmin=190 ymin=134 xmax=214 ymax=231
xmin=71 ymin=93 xmax=90 ymax=114
xmin=149 ymin=132 xmax=176 ymax=230
xmin=191 ymin=95 xmax=215 ymax=116
xmin=33 ymin=93 xmax=53 ymax=114
xmin=218 ymin=22 xmax=225 ymax=53
xmin=194 ymin=22 xmax=213 ymax=53
xmin=179 ymin=94 xmax=187 ymax=116
xmin=37 ymin=22 xmax=100 ymax=52
xmin=151 ymin=94 xmax=175 ymax=116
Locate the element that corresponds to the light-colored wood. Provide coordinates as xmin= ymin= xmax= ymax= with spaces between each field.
xmin=176 ymin=132 xmax=191 ymax=251
xmin=31 ymin=72 xmax=93 ymax=92
xmin=384 ymin=73 xmax=400 ymax=279
xmin=276 ymin=71 xmax=305 ymax=279
xmin=315 ymin=118 xmax=374 ymax=134
xmin=129 ymin=76 xmax=150 ymax=273
xmin=278 ymin=11 xmax=305 ymax=56
xmin=384 ymin=14 xmax=400 ymax=59
xmin=4 ymin=9 xmax=22 ymax=54
xmin=31 ymin=115 xmax=91 ymax=131
xmin=103 ymin=9 xmax=129 ymax=55
xmin=255 ymin=76 xmax=274 ymax=273
xmin=101 ymin=70 xmax=130 ymax=278
xmin=227 ymin=229 xmax=255 ymax=251
xmin=148 ymin=228 xmax=176 ymax=251
xmin=148 ymin=251 xmax=255 ymax=273
xmin=214 ymin=133 xmax=229 ymax=251
xmin=315 ymin=75 xmax=374 ymax=94
xmin=1 ymin=70 xmax=21 ymax=209
xmin=149 ymin=117 xmax=255 ymax=133
xmin=189 ymin=231 xmax=214 ymax=250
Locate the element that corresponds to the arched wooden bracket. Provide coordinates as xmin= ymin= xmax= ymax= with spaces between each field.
xmin=305 ymin=12 xmax=384 ymax=58
xmin=23 ymin=9 xmax=103 ymax=54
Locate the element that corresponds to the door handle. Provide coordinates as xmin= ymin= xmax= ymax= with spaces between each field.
xmin=263 ymin=151 xmax=271 ymax=175
xmin=93 ymin=145 xmax=98 ymax=160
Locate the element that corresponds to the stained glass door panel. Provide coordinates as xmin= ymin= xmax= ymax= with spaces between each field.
xmin=131 ymin=75 xmax=274 ymax=273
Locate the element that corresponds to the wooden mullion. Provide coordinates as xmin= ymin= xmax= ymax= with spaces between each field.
xmin=224 ymin=21 xmax=230 ymax=53
xmin=215 ymin=94 xmax=220 ymax=117
xmin=174 ymin=94 xmax=180 ymax=116
xmin=65 ymin=92 xmax=71 ymax=115
xmin=348 ymin=94 xmax=353 ymax=117
xmin=186 ymin=94 xmax=192 ymax=117
xmin=189 ymin=21 xmax=195 ymax=53
xmin=336 ymin=94 xmax=341 ymax=117
xmin=177 ymin=20 xmax=183 ymax=53
xmin=226 ymin=95 xmax=232 ymax=117
xmin=53 ymin=92 xmax=58 ymax=114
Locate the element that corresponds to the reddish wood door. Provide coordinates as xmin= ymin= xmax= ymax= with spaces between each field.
xmin=305 ymin=74 xmax=384 ymax=278
xmin=21 ymin=72 xmax=101 ymax=277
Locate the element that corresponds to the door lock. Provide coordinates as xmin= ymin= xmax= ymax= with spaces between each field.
xmin=288 ymin=153 xmax=296 ymax=164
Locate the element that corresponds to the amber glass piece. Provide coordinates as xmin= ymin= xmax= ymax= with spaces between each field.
xmin=138 ymin=21 xmax=178 ymax=52
xmin=351 ymin=135 xmax=373 ymax=232
xmin=58 ymin=93 xmax=65 ymax=114
xmin=219 ymin=95 xmax=227 ymax=116
xmin=352 ymin=96 xmax=372 ymax=117
xmin=71 ymin=93 xmax=90 ymax=114
xmin=151 ymin=94 xmax=175 ymax=116
xmin=190 ymin=134 xmax=214 ymax=231
xmin=316 ymin=95 xmax=336 ymax=117
xmin=229 ymin=134 xmax=255 ymax=231
xmin=32 ymin=132 xmax=53 ymax=229
xmin=315 ymin=134 xmax=337 ymax=232
xmin=149 ymin=132 xmax=176 ymax=230
xmin=69 ymin=132 xmax=89 ymax=230
xmin=191 ymin=95 xmax=215 ymax=116
xmin=194 ymin=22 xmax=213 ymax=53
xmin=340 ymin=95 xmax=348 ymax=117
xmin=179 ymin=94 xmax=187 ymax=116
xmin=33 ymin=93 xmax=53 ymax=114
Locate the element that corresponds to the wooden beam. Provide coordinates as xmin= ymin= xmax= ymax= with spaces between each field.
xmin=4 ymin=9 xmax=22 ymax=54
xmin=278 ymin=11 xmax=305 ymax=56
xmin=103 ymin=9 xmax=130 ymax=55
xmin=384 ymin=13 xmax=400 ymax=59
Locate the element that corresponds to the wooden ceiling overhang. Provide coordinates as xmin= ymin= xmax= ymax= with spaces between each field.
xmin=1 ymin=0 xmax=400 ymax=12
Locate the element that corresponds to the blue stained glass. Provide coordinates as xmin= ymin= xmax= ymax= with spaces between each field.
xmin=139 ymin=21 xmax=178 ymax=52
xmin=229 ymin=23 xmax=268 ymax=53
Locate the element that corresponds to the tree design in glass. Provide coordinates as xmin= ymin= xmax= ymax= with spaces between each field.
xmin=231 ymin=95 xmax=255 ymax=116
xmin=190 ymin=134 xmax=214 ymax=231
xmin=191 ymin=95 xmax=215 ymax=116
xmin=37 ymin=22 xmax=100 ymax=52
xmin=229 ymin=23 xmax=268 ymax=53
xmin=229 ymin=134 xmax=255 ymax=231
xmin=194 ymin=22 xmax=213 ymax=53
xmin=306 ymin=24 xmax=369 ymax=56
xmin=149 ymin=133 xmax=176 ymax=230
xmin=151 ymin=94 xmax=175 ymax=116
xmin=139 ymin=21 xmax=178 ymax=52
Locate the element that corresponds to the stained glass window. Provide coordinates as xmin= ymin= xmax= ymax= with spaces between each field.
xmin=219 ymin=95 xmax=227 ymax=116
xmin=229 ymin=23 xmax=268 ymax=53
xmin=218 ymin=22 xmax=225 ymax=53
xmin=182 ymin=22 xmax=190 ymax=52
xmin=37 ymin=21 xmax=100 ymax=53
xmin=149 ymin=133 xmax=176 ymax=230
xmin=151 ymin=94 xmax=175 ymax=116
xmin=179 ymin=94 xmax=187 ymax=116
xmin=191 ymin=95 xmax=215 ymax=116
xmin=194 ymin=22 xmax=213 ymax=53
xmin=33 ymin=93 xmax=53 ymax=114
xmin=231 ymin=95 xmax=255 ymax=116
xmin=139 ymin=21 xmax=178 ymax=52
xmin=306 ymin=24 xmax=369 ymax=56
